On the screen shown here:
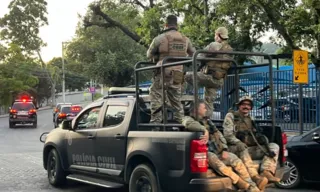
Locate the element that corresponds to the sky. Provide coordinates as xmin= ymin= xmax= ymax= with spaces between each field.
xmin=1 ymin=0 xmax=94 ymax=62
xmin=0 ymin=0 xmax=273 ymax=63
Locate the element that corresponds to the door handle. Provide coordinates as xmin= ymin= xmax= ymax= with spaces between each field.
xmin=87 ymin=135 xmax=95 ymax=139
xmin=114 ymin=134 xmax=125 ymax=139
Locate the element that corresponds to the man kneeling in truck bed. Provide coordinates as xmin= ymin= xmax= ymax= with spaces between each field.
xmin=182 ymin=100 xmax=263 ymax=192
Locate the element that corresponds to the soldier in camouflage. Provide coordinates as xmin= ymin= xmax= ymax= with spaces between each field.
xmin=147 ymin=15 xmax=195 ymax=125
xmin=182 ymin=100 xmax=261 ymax=192
xmin=223 ymin=96 xmax=281 ymax=187
xmin=185 ymin=27 xmax=233 ymax=118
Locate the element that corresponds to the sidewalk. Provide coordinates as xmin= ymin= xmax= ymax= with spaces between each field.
xmin=0 ymin=106 xmax=52 ymax=118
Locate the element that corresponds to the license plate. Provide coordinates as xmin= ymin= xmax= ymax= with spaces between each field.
xmin=17 ymin=111 xmax=28 ymax=115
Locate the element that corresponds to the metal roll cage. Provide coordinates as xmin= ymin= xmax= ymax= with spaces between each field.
xmin=134 ymin=50 xmax=275 ymax=141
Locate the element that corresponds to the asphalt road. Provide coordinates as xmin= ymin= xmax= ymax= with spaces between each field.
xmin=0 ymin=109 xmax=319 ymax=192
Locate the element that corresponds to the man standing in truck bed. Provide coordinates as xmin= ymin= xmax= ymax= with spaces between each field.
xmin=182 ymin=101 xmax=262 ymax=192
xmin=147 ymin=15 xmax=195 ymax=126
xmin=223 ymin=96 xmax=281 ymax=185
xmin=185 ymin=27 xmax=233 ymax=118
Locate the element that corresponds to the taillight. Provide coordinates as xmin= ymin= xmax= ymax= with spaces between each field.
xmin=58 ymin=113 xmax=66 ymax=118
xmin=190 ymin=140 xmax=208 ymax=173
xmin=28 ymin=109 xmax=37 ymax=114
xmin=10 ymin=109 xmax=17 ymax=113
xmin=54 ymin=108 xmax=58 ymax=113
xmin=282 ymin=133 xmax=288 ymax=163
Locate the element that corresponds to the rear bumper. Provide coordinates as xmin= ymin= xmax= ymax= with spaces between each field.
xmin=189 ymin=177 xmax=234 ymax=192
xmin=9 ymin=118 xmax=36 ymax=123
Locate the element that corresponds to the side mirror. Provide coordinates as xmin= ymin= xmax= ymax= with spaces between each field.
xmin=40 ymin=132 xmax=49 ymax=143
xmin=61 ymin=120 xmax=72 ymax=130
xmin=312 ymin=132 xmax=320 ymax=141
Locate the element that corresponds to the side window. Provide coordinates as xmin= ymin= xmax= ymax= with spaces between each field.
xmin=76 ymin=107 xmax=101 ymax=130
xmin=103 ymin=106 xmax=127 ymax=127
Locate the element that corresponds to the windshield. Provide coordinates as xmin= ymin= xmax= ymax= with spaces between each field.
xmin=12 ymin=102 xmax=34 ymax=110
xmin=61 ymin=107 xmax=71 ymax=113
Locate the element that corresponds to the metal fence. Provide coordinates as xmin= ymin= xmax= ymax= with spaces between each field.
xmin=214 ymin=67 xmax=319 ymax=132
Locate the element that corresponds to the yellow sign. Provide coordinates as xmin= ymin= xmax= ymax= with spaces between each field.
xmin=293 ymin=50 xmax=309 ymax=84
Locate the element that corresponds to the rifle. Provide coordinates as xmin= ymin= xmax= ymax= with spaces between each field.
xmin=238 ymin=119 xmax=276 ymax=158
xmin=206 ymin=118 xmax=220 ymax=153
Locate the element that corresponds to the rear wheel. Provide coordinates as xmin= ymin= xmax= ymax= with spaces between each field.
xmin=276 ymin=158 xmax=301 ymax=189
xmin=129 ymin=164 xmax=161 ymax=192
xmin=32 ymin=121 xmax=37 ymax=128
xmin=47 ymin=149 xmax=66 ymax=187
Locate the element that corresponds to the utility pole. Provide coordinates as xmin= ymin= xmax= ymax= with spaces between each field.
xmin=62 ymin=42 xmax=66 ymax=103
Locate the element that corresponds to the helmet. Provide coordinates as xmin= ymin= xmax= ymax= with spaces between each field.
xmin=236 ymin=96 xmax=253 ymax=107
xmin=215 ymin=27 xmax=229 ymax=39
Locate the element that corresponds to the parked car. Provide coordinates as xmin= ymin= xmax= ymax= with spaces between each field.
xmin=276 ymin=126 xmax=320 ymax=189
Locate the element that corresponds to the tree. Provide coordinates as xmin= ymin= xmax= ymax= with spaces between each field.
xmin=0 ymin=0 xmax=61 ymax=103
xmin=47 ymin=57 xmax=89 ymax=92
xmin=218 ymin=0 xmax=320 ymax=67
xmin=66 ymin=2 xmax=148 ymax=87
xmin=0 ymin=44 xmax=39 ymax=106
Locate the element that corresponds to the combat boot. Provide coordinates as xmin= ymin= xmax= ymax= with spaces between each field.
xmin=236 ymin=177 xmax=250 ymax=190
xmin=252 ymin=175 xmax=268 ymax=191
xmin=260 ymin=170 xmax=281 ymax=183
xmin=248 ymin=185 xmax=261 ymax=192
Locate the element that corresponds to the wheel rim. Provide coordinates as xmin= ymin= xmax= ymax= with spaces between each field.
xmin=136 ymin=176 xmax=152 ymax=192
xmin=279 ymin=161 xmax=299 ymax=186
xmin=48 ymin=155 xmax=57 ymax=181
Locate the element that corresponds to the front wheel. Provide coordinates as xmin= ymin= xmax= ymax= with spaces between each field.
xmin=275 ymin=158 xmax=301 ymax=189
xmin=129 ymin=164 xmax=161 ymax=192
xmin=47 ymin=149 xmax=66 ymax=187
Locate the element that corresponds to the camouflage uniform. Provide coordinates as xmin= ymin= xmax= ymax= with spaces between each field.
xmin=147 ymin=28 xmax=195 ymax=123
xmin=182 ymin=116 xmax=260 ymax=191
xmin=185 ymin=27 xmax=233 ymax=118
xmin=223 ymin=111 xmax=280 ymax=183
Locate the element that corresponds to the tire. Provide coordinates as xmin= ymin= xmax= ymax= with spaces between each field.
xmin=129 ymin=164 xmax=161 ymax=192
xmin=32 ymin=122 xmax=37 ymax=128
xmin=275 ymin=158 xmax=301 ymax=189
xmin=9 ymin=122 xmax=15 ymax=128
xmin=46 ymin=148 xmax=66 ymax=187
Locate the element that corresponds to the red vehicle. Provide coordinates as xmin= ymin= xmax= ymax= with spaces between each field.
xmin=53 ymin=105 xmax=83 ymax=128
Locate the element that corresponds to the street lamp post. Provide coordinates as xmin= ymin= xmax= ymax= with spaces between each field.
xmin=62 ymin=42 xmax=66 ymax=103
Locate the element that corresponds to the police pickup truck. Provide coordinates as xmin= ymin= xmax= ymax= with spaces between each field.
xmin=40 ymin=87 xmax=289 ymax=192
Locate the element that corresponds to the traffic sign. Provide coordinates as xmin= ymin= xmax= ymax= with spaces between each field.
xmin=89 ymin=87 xmax=96 ymax=93
xmin=293 ymin=50 xmax=309 ymax=84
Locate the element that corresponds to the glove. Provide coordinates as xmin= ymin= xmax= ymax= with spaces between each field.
xmin=236 ymin=142 xmax=247 ymax=152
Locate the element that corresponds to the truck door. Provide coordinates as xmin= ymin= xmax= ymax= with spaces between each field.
xmin=94 ymin=100 xmax=132 ymax=176
xmin=67 ymin=105 xmax=103 ymax=173
xmin=301 ymin=128 xmax=320 ymax=181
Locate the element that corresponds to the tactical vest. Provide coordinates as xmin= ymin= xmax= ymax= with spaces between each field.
xmin=158 ymin=30 xmax=188 ymax=72
xmin=200 ymin=119 xmax=225 ymax=154
xmin=204 ymin=41 xmax=233 ymax=80
xmin=231 ymin=111 xmax=257 ymax=146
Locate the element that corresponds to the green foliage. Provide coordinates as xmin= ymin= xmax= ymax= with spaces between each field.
xmin=0 ymin=0 xmax=48 ymax=53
